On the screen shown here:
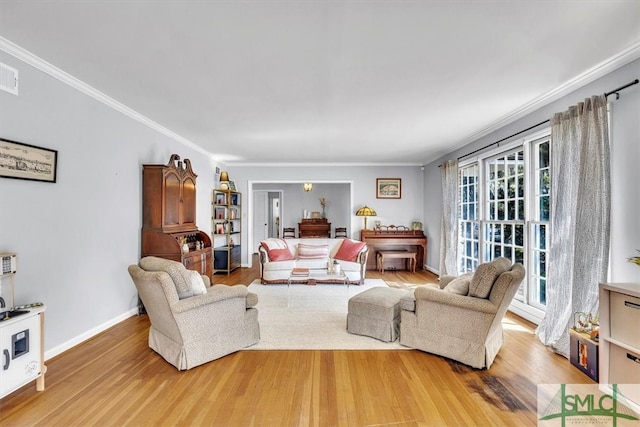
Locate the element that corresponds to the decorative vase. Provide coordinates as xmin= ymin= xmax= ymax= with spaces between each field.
xmin=322 ymin=208 xmax=326 ymax=219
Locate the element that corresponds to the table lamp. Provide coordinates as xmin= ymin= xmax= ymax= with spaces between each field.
xmin=355 ymin=205 xmax=377 ymax=230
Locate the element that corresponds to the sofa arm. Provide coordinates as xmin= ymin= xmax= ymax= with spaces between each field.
xmin=356 ymin=247 xmax=369 ymax=265
xmin=414 ymin=285 xmax=498 ymax=314
xmin=258 ymin=246 xmax=269 ymax=263
xmin=202 ymin=274 xmax=211 ymax=287
xmin=172 ymin=285 xmax=250 ymax=313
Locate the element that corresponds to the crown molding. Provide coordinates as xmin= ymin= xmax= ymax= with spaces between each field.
xmin=433 ymin=41 xmax=640 ymax=164
xmin=0 ymin=37 xmax=218 ymax=161
xmin=226 ymin=162 xmax=424 ymax=167
xmin=3 ymin=36 xmax=638 ymax=168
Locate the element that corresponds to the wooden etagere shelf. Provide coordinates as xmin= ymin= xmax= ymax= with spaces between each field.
xmin=212 ymin=189 xmax=241 ymax=274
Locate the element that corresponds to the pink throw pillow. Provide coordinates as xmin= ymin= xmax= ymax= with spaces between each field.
xmin=260 ymin=239 xmax=294 ymax=261
xmin=334 ymin=239 xmax=366 ymax=262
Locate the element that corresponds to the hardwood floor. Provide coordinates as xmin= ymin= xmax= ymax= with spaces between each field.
xmin=0 ymin=256 xmax=593 ymax=426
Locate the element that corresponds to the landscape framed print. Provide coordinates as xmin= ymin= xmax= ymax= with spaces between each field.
xmin=0 ymin=138 xmax=58 ymax=183
xmin=376 ymin=178 xmax=401 ymax=199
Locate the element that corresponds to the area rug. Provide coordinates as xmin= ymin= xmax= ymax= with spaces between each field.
xmin=246 ymin=279 xmax=408 ymax=350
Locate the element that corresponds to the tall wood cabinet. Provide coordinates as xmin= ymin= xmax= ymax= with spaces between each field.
xmin=212 ymin=189 xmax=241 ymax=274
xmin=141 ymin=154 xmax=212 ymax=278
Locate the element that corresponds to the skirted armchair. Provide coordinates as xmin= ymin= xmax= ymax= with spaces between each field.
xmin=128 ymin=256 xmax=260 ymax=370
xmin=400 ymin=257 xmax=525 ymax=369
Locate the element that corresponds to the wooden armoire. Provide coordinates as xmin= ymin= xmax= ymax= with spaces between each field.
xmin=141 ymin=154 xmax=212 ymax=278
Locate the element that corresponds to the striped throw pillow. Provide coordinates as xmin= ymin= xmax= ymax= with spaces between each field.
xmin=297 ymin=243 xmax=330 ymax=259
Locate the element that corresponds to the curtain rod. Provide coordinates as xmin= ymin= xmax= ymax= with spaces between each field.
xmin=443 ymin=78 xmax=640 ymax=165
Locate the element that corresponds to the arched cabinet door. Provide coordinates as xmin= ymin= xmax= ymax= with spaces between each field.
xmin=162 ymin=168 xmax=182 ymax=229
xmin=181 ymin=174 xmax=197 ymax=228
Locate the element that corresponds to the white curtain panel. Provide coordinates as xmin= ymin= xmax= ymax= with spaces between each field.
xmin=536 ymin=95 xmax=611 ymax=357
xmin=439 ymin=159 xmax=459 ymax=276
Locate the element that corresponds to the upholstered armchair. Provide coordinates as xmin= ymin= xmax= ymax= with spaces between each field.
xmin=128 ymin=256 xmax=260 ymax=370
xmin=400 ymin=257 xmax=525 ymax=369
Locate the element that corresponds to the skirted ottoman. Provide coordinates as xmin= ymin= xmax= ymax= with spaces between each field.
xmin=347 ymin=287 xmax=411 ymax=342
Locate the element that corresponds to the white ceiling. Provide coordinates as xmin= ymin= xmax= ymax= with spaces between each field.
xmin=1 ymin=1 xmax=639 ymax=165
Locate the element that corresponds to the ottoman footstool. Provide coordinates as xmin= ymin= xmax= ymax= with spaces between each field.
xmin=347 ymin=287 xmax=411 ymax=342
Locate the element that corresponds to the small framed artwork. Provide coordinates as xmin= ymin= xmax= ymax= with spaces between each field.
xmin=376 ymin=178 xmax=401 ymax=199
xmin=0 ymin=138 xmax=58 ymax=183
xmin=228 ymin=180 xmax=237 ymax=191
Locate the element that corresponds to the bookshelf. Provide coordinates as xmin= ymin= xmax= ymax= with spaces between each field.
xmin=212 ymin=189 xmax=242 ymax=274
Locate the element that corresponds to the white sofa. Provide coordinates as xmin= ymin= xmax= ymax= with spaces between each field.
xmin=258 ymin=238 xmax=369 ymax=285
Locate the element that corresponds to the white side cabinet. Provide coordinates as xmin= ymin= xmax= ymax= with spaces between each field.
xmin=0 ymin=307 xmax=46 ymax=399
xmin=599 ymin=283 xmax=640 ymax=414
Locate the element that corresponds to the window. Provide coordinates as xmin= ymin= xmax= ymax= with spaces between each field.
xmin=459 ymin=164 xmax=479 ymax=271
xmin=457 ymin=132 xmax=550 ymax=319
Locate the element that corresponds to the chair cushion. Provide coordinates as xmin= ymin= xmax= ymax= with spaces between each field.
xmin=468 ymin=257 xmax=512 ymax=298
xmin=261 ymin=238 xmax=294 ymax=261
xmin=139 ymin=256 xmax=193 ymax=299
xmin=334 ymin=239 xmax=366 ymax=262
xmin=297 ymin=243 xmax=330 ymax=259
xmin=444 ymin=273 xmax=473 ymax=295
xmin=186 ymin=270 xmax=207 ymax=296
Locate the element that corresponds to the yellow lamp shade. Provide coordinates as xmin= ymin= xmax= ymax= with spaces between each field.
xmin=355 ymin=206 xmax=377 ymax=230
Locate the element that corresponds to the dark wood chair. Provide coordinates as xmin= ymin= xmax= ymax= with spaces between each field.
xmin=334 ymin=227 xmax=347 ymax=238
xmin=282 ymin=227 xmax=296 ymax=238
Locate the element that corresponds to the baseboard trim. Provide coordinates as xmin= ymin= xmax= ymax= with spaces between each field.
xmin=424 ymin=265 xmax=439 ymax=276
xmin=44 ymin=308 xmax=138 ymax=361
xmin=508 ymin=301 xmax=544 ymax=325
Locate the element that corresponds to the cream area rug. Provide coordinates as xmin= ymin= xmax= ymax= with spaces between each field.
xmin=246 ymin=279 xmax=408 ymax=350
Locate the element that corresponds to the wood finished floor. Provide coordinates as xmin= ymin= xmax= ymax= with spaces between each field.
xmin=0 ymin=256 xmax=594 ymax=426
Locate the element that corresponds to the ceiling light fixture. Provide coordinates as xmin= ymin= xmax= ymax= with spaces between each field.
xmin=303 ymin=183 xmax=313 ymax=192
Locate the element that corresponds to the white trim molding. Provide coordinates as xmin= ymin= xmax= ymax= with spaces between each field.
xmin=0 ymin=36 xmax=219 ymax=162
xmin=431 ymin=41 xmax=640 ymax=163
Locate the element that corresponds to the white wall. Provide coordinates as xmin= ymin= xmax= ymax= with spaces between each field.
xmin=422 ymin=58 xmax=640 ymax=284
xmin=4 ymin=43 xmax=633 ymax=361
xmin=230 ymin=165 xmax=425 ymax=265
xmin=0 ymin=50 xmax=427 ymax=357
xmin=0 ymin=52 xmax=220 ymax=358
xmin=254 ymin=182 xmax=351 ymax=232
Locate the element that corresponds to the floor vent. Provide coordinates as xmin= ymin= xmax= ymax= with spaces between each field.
xmin=0 ymin=62 xmax=19 ymax=95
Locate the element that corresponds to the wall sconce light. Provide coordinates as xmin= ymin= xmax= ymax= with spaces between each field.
xmin=303 ymin=183 xmax=313 ymax=192
xmin=355 ymin=205 xmax=377 ymax=230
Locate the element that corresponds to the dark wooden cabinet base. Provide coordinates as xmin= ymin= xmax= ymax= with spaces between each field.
xmin=298 ymin=218 xmax=331 ymax=238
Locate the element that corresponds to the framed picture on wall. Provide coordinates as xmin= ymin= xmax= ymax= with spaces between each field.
xmin=376 ymin=178 xmax=401 ymax=199
xmin=0 ymin=138 xmax=58 ymax=183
